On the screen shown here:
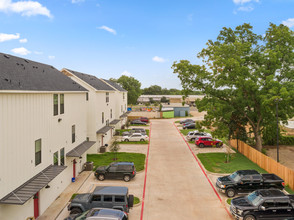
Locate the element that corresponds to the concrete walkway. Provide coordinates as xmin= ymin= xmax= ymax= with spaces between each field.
xmin=38 ymin=171 xmax=92 ymax=220
xmin=142 ymin=119 xmax=231 ymax=220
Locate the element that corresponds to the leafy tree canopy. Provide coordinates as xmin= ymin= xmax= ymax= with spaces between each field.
xmin=172 ymin=23 xmax=294 ymax=151
xmin=110 ymin=75 xmax=142 ymax=105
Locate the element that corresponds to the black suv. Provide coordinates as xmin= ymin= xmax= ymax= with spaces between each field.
xmin=95 ymin=162 xmax=136 ymax=182
xmin=230 ymin=189 xmax=294 ymax=220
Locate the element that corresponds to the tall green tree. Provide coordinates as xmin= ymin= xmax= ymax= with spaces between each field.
xmin=172 ymin=23 xmax=294 ymax=151
xmin=112 ymin=75 xmax=141 ymax=104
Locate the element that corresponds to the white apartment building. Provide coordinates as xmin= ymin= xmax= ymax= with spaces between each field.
xmin=61 ymin=69 xmax=128 ymax=152
xmin=0 ymin=53 xmax=95 ymax=220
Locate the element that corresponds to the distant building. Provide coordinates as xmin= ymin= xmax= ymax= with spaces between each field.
xmin=137 ymin=95 xmax=204 ymax=105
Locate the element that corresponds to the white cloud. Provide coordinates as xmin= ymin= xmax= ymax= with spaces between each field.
xmin=0 ymin=33 xmax=20 ymax=42
xmin=237 ymin=6 xmax=254 ymax=12
xmin=71 ymin=0 xmax=85 ymax=3
xmin=152 ymin=56 xmax=167 ymax=63
xmin=19 ymin=38 xmax=27 ymax=43
xmin=98 ymin=26 xmax=117 ymax=35
xmin=121 ymin=70 xmax=132 ymax=77
xmin=282 ymin=18 xmax=294 ymax=28
xmin=0 ymin=0 xmax=52 ymax=18
xmin=34 ymin=51 xmax=43 ymax=55
xmin=48 ymin=55 xmax=55 ymax=59
xmin=11 ymin=47 xmax=31 ymax=55
xmin=233 ymin=0 xmax=258 ymax=5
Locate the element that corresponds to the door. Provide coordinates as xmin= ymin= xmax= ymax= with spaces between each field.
xmin=102 ymin=195 xmax=113 ymax=209
xmin=107 ymin=164 xmax=118 ymax=179
xmin=239 ymin=175 xmax=252 ymax=192
xmin=90 ymin=195 xmax=102 ymax=209
xmin=33 ymin=192 xmax=39 ymax=218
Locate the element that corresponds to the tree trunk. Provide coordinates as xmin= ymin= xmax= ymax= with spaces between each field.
xmin=253 ymin=127 xmax=263 ymax=151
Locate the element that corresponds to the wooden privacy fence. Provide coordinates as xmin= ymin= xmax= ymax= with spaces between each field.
xmin=230 ymin=139 xmax=294 ymax=191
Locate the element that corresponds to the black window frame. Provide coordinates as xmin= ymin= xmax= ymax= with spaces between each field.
xmin=106 ymin=92 xmax=109 ymax=103
xmin=60 ymin=94 xmax=64 ymax=114
xmin=53 ymin=151 xmax=58 ymax=165
xmin=86 ymin=92 xmax=89 ymax=101
xmin=102 ymin=112 xmax=104 ymax=124
xmin=72 ymin=125 xmax=76 ymax=143
xmin=35 ymin=139 xmax=42 ymax=166
xmin=60 ymin=148 xmax=65 ymax=166
xmin=53 ymin=94 xmax=58 ymax=116
xmin=103 ymin=195 xmax=113 ymax=202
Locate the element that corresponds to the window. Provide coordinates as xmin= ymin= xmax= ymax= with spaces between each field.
xmin=106 ymin=119 xmax=109 ymax=126
xmin=115 ymin=196 xmax=125 ymax=202
xmin=60 ymin=148 xmax=65 ymax=166
xmin=121 ymin=105 xmax=123 ymax=112
xmin=106 ymin=92 xmax=109 ymax=103
xmin=53 ymin=151 xmax=58 ymax=165
xmin=92 ymin=195 xmax=101 ymax=201
xmin=109 ymin=166 xmax=117 ymax=172
xmin=275 ymin=199 xmax=290 ymax=208
xmin=103 ymin=195 xmax=112 ymax=202
xmin=35 ymin=139 xmax=41 ymax=166
xmin=110 ymin=109 xmax=112 ymax=119
xmin=53 ymin=94 xmax=58 ymax=116
xmin=60 ymin=94 xmax=64 ymax=114
xmin=86 ymin=93 xmax=89 ymax=101
xmin=72 ymin=125 xmax=75 ymax=143
xmin=102 ymin=112 xmax=104 ymax=124
xmin=263 ymin=200 xmax=275 ymax=208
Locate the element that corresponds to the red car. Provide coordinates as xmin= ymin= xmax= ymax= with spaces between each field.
xmin=139 ymin=117 xmax=149 ymax=123
xmin=195 ymin=136 xmax=223 ymax=148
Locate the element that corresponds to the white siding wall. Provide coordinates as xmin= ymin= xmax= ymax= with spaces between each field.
xmin=0 ymin=92 xmax=87 ymax=219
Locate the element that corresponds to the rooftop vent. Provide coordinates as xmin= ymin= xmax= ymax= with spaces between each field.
xmin=4 ymin=54 xmax=10 ymax=59
xmin=24 ymin=59 xmax=29 ymax=63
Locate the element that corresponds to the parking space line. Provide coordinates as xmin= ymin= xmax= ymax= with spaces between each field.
xmin=173 ymin=122 xmax=232 ymax=219
xmin=140 ymin=122 xmax=152 ymax=220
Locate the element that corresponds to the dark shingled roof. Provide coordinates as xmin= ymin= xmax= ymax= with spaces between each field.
xmin=66 ymin=141 xmax=96 ymax=157
xmin=0 ymin=53 xmax=87 ymax=91
xmin=0 ymin=165 xmax=66 ymax=205
xmin=103 ymin=79 xmax=127 ymax=92
xmin=65 ymin=69 xmax=115 ymax=91
xmin=96 ymin=126 xmax=112 ymax=134
xmin=110 ymin=119 xmax=120 ymax=125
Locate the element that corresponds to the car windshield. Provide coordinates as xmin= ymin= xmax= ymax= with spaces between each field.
xmin=247 ymin=191 xmax=263 ymax=206
xmin=229 ymin=172 xmax=242 ymax=182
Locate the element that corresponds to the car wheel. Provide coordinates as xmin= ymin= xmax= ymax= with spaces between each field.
xmin=199 ymin=143 xmax=204 ymax=148
xmin=191 ymin=138 xmax=195 ymax=141
xmin=70 ymin=208 xmax=82 ymax=215
xmin=244 ymin=214 xmax=256 ymax=220
xmin=98 ymin=174 xmax=105 ymax=181
xmin=128 ymin=194 xmax=134 ymax=207
xmin=124 ymin=175 xmax=131 ymax=182
xmin=226 ymin=188 xmax=236 ymax=198
xmin=124 ymin=139 xmax=129 ymax=142
xmin=140 ymin=139 xmax=144 ymax=142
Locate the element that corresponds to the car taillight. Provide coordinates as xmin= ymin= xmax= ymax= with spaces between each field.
xmin=282 ymin=182 xmax=285 ymax=186
xmin=132 ymin=171 xmax=134 ymax=175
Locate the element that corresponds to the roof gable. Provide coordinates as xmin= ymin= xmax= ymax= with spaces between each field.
xmin=65 ymin=69 xmax=115 ymax=91
xmin=0 ymin=53 xmax=87 ymax=92
xmin=102 ymin=79 xmax=127 ymax=92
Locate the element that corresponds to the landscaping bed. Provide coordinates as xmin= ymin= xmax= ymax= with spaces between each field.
xmin=87 ymin=152 xmax=146 ymax=171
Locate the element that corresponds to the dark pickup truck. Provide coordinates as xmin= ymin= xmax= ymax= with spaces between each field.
xmin=216 ymin=170 xmax=285 ymax=197
xmin=230 ymin=189 xmax=294 ymax=220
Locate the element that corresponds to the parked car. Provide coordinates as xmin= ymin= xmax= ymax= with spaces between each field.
xmin=216 ymin=170 xmax=285 ymax=197
xmin=68 ymin=186 xmax=134 ymax=214
xmin=183 ymin=123 xmax=196 ymax=129
xmin=122 ymin=128 xmax=146 ymax=136
xmin=230 ymin=189 xmax=294 ymax=220
xmin=180 ymin=119 xmax=195 ymax=124
xmin=195 ymin=136 xmax=223 ymax=148
xmin=122 ymin=133 xmax=148 ymax=142
xmin=130 ymin=120 xmax=147 ymax=125
xmin=65 ymin=208 xmax=128 ymax=220
xmin=139 ymin=117 xmax=149 ymax=123
xmin=95 ymin=162 xmax=136 ymax=182
xmin=186 ymin=131 xmax=212 ymax=141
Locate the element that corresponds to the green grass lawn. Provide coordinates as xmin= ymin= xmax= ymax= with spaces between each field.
xmin=134 ymin=196 xmax=140 ymax=205
xmin=87 ymin=152 xmax=146 ymax=171
xmin=227 ymin=198 xmax=232 ymax=205
xmin=116 ymin=129 xmax=149 ymax=136
xmin=197 ymin=152 xmax=267 ymax=173
xmin=175 ymin=120 xmax=180 ymax=123
xmin=119 ymin=141 xmax=148 ymax=144
xmin=285 ymin=185 xmax=294 ymax=194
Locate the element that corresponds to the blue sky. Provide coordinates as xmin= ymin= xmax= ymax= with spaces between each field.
xmin=0 ymin=0 xmax=294 ymax=89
